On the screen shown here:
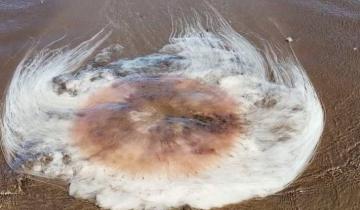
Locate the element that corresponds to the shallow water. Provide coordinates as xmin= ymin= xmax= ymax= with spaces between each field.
xmin=0 ymin=0 xmax=359 ymax=210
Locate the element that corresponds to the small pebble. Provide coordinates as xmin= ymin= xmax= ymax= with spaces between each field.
xmin=353 ymin=47 xmax=358 ymax=51
xmin=285 ymin=37 xmax=293 ymax=43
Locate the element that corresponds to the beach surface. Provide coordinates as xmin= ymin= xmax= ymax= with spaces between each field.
xmin=0 ymin=0 xmax=359 ymax=209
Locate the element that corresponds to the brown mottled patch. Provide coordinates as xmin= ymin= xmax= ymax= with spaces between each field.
xmin=72 ymin=76 xmax=243 ymax=177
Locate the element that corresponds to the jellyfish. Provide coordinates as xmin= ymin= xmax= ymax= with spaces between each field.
xmin=0 ymin=10 xmax=323 ymax=210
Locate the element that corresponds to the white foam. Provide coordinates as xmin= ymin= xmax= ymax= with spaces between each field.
xmin=1 ymin=11 xmax=323 ymax=210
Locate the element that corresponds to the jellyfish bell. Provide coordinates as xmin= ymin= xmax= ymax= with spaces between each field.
xmin=72 ymin=75 xmax=244 ymax=177
xmin=1 ymin=10 xmax=324 ymax=210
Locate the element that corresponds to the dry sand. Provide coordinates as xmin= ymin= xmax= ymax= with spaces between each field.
xmin=0 ymin=0 xmax=359 ymax=209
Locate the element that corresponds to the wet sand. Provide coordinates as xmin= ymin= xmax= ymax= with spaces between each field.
xmin=1 ymin=0 xmax=359 ymax=209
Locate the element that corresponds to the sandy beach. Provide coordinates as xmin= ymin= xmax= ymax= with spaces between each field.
xmin=0 ymin=0 xmax=359 ymax=209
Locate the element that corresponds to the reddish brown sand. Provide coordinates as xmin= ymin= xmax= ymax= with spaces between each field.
xmin=1 ymin=0 xmax=359 ymax=209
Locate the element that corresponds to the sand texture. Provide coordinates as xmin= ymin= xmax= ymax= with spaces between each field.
xmin=0 ymin=0 xmax=359 ymax=209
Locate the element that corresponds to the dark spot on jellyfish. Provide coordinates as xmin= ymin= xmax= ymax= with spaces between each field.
xmin=52 ymin=76 xmax=68 ymax=95
xmin=271 ymin=124 xmax=297 ymax=135
xmin=52 ymin=75 xmax=79 ymax=97
xmin=46 ymin=111 xmax=72 ymax=120
xmin=90 ymin=73 xmax=103 ymax=82
xmin=193 ymin=114 xmax=214 ymax=124
xmin=292 ymin=105 xmax=303 ymax=112
xmin=230 ymin=56 xmax=243 ymax=65
xmin=159 ymin=59 xmax=173 ymax=68
xmin=72 ymin=76 xmax=244 ymax=176
xmin=113 ymin=71 xmax=128 ymax=78
xmin=223 ymin=44 xmax=231 ymax=52
xmin=277 ymin=135 xmax=291 ymax=142
xmin=62 ymin=154 xmax=71 ymax=165
xmin=39 ymin=154 xmax=53 ymax=165
xmin=255 ymin=97 xmax=277 ymax=108
xmin=68 ymin=89 xmax=78 ymax=97
xmin=75 ymin=112 xmax=86 ymax=117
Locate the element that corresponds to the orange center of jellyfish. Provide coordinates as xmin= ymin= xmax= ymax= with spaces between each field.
xmin=72 ymin=76 xmax=243 ymax=176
